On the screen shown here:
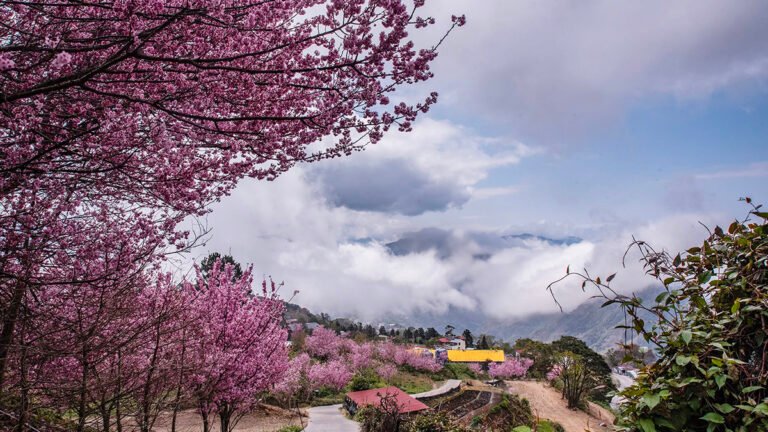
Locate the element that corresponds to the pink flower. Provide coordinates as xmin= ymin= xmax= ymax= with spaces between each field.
xmin=488 ymin=357 xmax=534 ymax=379
xmin=0 ymin=54 xmax=14 ymax=71
xmin=50 ymin=51 xmax=72 ymax=70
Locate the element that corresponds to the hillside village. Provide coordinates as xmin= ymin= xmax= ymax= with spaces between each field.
xmin=265 ymin=304 xmax=627 ymax=432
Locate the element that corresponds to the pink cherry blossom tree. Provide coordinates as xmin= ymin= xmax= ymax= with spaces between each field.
xmin=185 ymin=260 xmax=288 ymax=432
xmin=0 ymin=1 xmax=463 ymax=404
xmin=308 ymin=360 xmax=353 ymax=392
xmin=304 ymin=326 xmax=346 ymax=360
xmin=488 ymin=357 xmax=534 ymax=379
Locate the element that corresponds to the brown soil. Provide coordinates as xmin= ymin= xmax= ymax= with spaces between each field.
xmin=505 ymin=381 xmax=615 ymax=432
xmin=151 ymin=404 xmax=307 ymax=432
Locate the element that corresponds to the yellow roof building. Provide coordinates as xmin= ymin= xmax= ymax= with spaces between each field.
xmin=446 ymin=349 xmax=505 ymax=363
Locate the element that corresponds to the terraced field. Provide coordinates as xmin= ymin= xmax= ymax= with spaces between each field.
xmin=428 ymin=390 xmax=500 ymax=421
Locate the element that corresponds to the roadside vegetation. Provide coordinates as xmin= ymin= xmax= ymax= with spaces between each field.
xmin=550 ymin=200 xmax=768 ymax=431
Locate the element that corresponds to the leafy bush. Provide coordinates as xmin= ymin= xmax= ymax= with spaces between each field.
xmin=551 ymin=201 xmax=768 ymax=431
xmin=536 ymin=420 xmax=565 ymax=432
xmin=551 ymin=336 xmax=615 ymax=402
xmin=484 ymin=394 xmax=534 ymax=431
xmin=277 ymin=426 xmax=304 ymax=432
xmin=350 ymin=371 xmax=380 ymax=391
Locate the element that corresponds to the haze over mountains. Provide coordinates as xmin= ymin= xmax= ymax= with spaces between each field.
xmin=383 ymin=230 xmax=661 ymax=352
xmin=385 ymin=285 xmax=660 ymax=353
xmin=287 ymin=230 xmax=660 ymax=352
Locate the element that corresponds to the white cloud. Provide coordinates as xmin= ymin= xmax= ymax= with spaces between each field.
xmin=187 ymin=149 xmax=714 ymax=322
xmin=417 ymin=0 xmax=768 ymax=141
xmin=308 ymin=118 xmax=534 ymax=215
xmin=695 ymin=161 xmax=768 ymax=180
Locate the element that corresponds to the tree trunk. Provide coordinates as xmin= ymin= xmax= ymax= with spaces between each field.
xmin=200 ymin=403 xmax=211 ymax=432
xmin=219 ymin=404 xmax=231 ymax=432
xmin=139 ymin=323 xmax=162 ymax=432
xmin=100 ymin=400 xmax=112 ymax=432
xmin=0 ymin=279 xmax=25 ymax=390
xmin=171 ymin=329 xmax=187 ymax=432
xmin=15 ymin=323 xmax=29 ymax=432
xmin=77 ymin=348 xmax=89 ymax=432
xmin=115 ymin=349 xmax=123 ymax=432
xmin=0 ymin=237 xmax=31 ymax=392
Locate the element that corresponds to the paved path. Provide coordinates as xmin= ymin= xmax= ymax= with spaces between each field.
xmin=612 ymin=373 xmax=635 ymax=390
xmin=304 ymin=404 xmax=359 ymax=432
xmin=413 ymin=379 xmax=462 ymax=399
xmin=610 ymin=373 xmax=635 ymax=410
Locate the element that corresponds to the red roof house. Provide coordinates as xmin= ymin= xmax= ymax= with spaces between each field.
xmin=344 ymin=386 xmax=429 ymax=415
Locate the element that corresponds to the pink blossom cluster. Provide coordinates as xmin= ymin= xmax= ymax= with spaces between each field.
xmin=305 ymin=326 xmax=348 ymax=360
xmin=376 ymin=364 xmax=398 ymax=381
xmin=547 ymin=364 xmax=564 ymax=381
xmin=0 ymin=54 xmax=14 ymax=71
xmin=308 ymin=360 xmax=354 ymax=392
xmin=0 ymin=2 xmax=462 ymax=425
xmin=468 ymin=363 xmax=485 ymax=375
xmin=277 ymin=328 xmax=443 ymax=395
xmin=187 ymin=262 xmax=288 ymax=422
xmin=488 ymin=357 xmax=534 ymax=379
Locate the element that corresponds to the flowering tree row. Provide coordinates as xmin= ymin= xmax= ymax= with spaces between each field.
xmin=466 ymin=356 xmax=534 ymax=379
xmin=274 ymin=326 xmax=443 ymax=400
xmin=0 ymin=0 xmax=462 ymax=429
xmin=3 ymin=260 xmax=286 ymax=432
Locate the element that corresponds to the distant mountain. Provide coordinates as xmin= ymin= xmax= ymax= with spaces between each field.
xmin=485 ymin=286 xmax=660 ymax=352
xmin=501 ymin=233 xmax=583 ymax=246
xmin=383 ymin=285 xmax=661 ymax=353
xmin=383 ymin=228 xmax=584 ymax=260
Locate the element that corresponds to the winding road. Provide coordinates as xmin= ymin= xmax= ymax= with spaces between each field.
xmin=304 ymin=404 xmax=359 ymax=432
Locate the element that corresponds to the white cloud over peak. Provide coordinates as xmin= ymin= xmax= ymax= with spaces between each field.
xmin=186 ymin=117 xmax=715 ymax=322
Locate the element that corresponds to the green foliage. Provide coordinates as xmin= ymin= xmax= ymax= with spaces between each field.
xmin=553 ymin=201 xmax=768 ymax=431
xmin=350 ymin=371 xmax=381 ymax=391
xmin=554 ymin=353 xmax=592 ymax=409
xmin=277 ymin=426 xmax=304 ymax=432
xmin=391 ymin=371 xmax=434 ymax=394
xmin=200 ymin=252 xmax=243 ymax=281
xmin=513 ymin=338 xmax=556 ymax=379
xmin=430 ymin=363 xmax=475 ymax=381
xmin=551 ymin=336 xmax=616 ymax=402
xmin=536 ymin=420 xmax=566 ymax=432
xmin=484 ymin=394 xmax=535 ymax=431
xmin=462 ymin=329 xmax=474 ymax=348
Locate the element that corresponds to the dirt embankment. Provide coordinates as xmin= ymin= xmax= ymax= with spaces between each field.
xmin=150 ymin=405 xmax=306 ymax=432
xmin=505 ymin=380 xmax=615 ymax=432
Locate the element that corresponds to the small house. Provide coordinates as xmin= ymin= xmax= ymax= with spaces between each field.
xmin=344 ymin=386 xmax=429 ymax=416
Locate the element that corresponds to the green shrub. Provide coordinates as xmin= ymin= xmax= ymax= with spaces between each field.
xmin=277 ymin=426 xmax=304 ymax=432
xmin=484 ymin=394 xmax=534 ymax=431
xmin=550 ymin=202 xmax=768 ymax=431
xmin=350 ymin=371 xmax=380 ymax=391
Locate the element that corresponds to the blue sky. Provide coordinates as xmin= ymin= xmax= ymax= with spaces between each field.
xmin=450 ymin=93 xmax=768 ymax=231
xmin=187 ymin=1 xmax=768 ymax=322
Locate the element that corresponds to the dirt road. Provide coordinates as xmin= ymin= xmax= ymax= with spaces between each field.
xmin=150 ymin=405 xmax=305 ymax=432
xmin=505 ymin=381 xmax=614 ymax=432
